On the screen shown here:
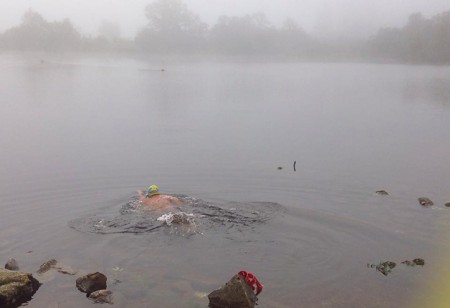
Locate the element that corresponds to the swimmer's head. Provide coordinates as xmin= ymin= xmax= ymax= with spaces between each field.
xmin=146 ymin=184 xmax=160 ymax=197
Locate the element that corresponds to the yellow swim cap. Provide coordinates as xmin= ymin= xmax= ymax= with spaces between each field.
xmin=146 ymin=184 xmax=160 ymax=197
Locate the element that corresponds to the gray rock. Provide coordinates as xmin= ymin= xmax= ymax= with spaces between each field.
xmin=0 ymin=269 xmax=41 ymax=308
xmin=88 ymin=289 xmax=113 ymax=304
xmin=76 ymin=272 xmax=107 ymax=296
xmin=5 ymin=259 xmax=19 ymax=271
xmin=418 ymin=197 xmax=433 ymax=207
xmin=208 ymin=274 xmax=257 ymax=308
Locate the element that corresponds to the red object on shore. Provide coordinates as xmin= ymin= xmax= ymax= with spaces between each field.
xmin=238 ymin=270 xmax=263 ymax=295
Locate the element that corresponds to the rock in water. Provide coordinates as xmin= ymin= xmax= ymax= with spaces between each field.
xmin=88 ymin=289 xmax=113 ymax=304
xmin=36 ymin=259 xmax=57 ymax=274
xmin=418 ymin=197 xmax=433 ymax=207
xmin=375 ymin=190 xmax=389 ymax=196
xmin=445 ymin=202 xmax=450 ymax=208
xmin=413 ymin=258 xmax=425 ymax=266
xmin=54 ymin=265 xmax=77 ymax=275
xmin=5 ymin=259 xmax=19 ymax=271
xmin=368 ymin=261 xmax=397 ymax=276
xmin=76 ymin=272 xmax=107 ymax=295
xmin=0 ymin=269 xmax=41 ymax=307
xmin=402 ymin=258 xmax=425 ymax=267
xmin=208 ymin=274 xmax=257 ymax=308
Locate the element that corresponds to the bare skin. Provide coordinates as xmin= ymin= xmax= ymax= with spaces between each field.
xmin=137 ymin=190 xmax=182 ymax=210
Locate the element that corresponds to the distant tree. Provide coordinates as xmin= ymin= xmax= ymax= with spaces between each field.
xmin=0 ymin=9 xmax=81 ymax=51
xmin=135 ymin=0 xmax=207 ymax=53
xmin=209 ymin=13 xmax=277 ymax=55
xmin=367 ymin=11 xmax=450 ymax=63
xmin=403 ymin=13 xmax=430 ymax=62
xmin=277 ymin=18 xmax=313 ymax=56
xmin=98 ymin=21 xmax=121 ymax=41
xmin=368 ymin=27 xmax=405 ymax=60
xmin=428 ymin=11 xmax=450 ymax=62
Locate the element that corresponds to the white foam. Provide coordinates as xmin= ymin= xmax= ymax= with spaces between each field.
xmin=157 ymin=212 xmax=194 ymax=226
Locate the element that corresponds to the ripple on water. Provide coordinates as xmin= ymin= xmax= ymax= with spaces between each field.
xmin=68 ymin=195 xmax=282 ymax=237
xmin=67 ymin=194 xmax=425 ymax=307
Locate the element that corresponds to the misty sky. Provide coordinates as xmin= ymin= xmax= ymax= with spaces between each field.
xmin=0 ymin=0 xmax=449 ymax=39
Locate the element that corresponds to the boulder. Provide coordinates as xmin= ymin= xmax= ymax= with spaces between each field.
xmin=5 ymin=259 xmax=19 ymax=271
xmin=76 ymin=272 xmax=107 ymax=296
xmin=88 ymin=289 xmax=113 ymax=304
xmin=208 ymin=274 xmax=257 ymax=308
xmin=0 ymin=269 xmax=41 ymax=308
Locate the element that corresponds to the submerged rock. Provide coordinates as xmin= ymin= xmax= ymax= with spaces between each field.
xmin=368 ymin=261 xmax=396 ymax=276
xmin=76 ymin=272 xmax=107 ymax=296
xmin=5 ymin=259 xmax=19 ymax=271
xmin=88 ymin=289 xmax=113 ymax=304
xmin=375 ymin=190 xmax=389 ymax=196
xmin=36 ymin=259 xmax=57 ymax=275
xmin=208 ymin=274 xmax=257 ymax=308
xmin=418 ymin=197 xmax=433 ymax=207
xmin=0 ymin=269 xmax=41 ymax=308
xmin=370 ymin=258 xmax=425 ymax=275
xmin=54 ymin=265 xmax=77 ymax=275
xmin=412 ymin=258 xmax=425 ymax=266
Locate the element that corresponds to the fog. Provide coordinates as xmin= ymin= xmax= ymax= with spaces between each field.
xmin=0 ymin=0 xmax=449 ymax=38
xmin=0 ymin=0 xmax=449 ymax=63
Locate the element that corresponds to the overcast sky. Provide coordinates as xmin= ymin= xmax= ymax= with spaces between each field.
xmin=0 ymin=0 xmax=449 ymax=39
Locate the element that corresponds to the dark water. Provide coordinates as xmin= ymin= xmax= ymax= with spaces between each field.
xmin=1 ymin=53 xmax=450 ymax=307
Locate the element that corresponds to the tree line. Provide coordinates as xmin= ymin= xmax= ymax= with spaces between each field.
xmin=367 ymin=11 xmax=450 ymax=64
xmin=1 ymin=0 xmax=449 ymax=64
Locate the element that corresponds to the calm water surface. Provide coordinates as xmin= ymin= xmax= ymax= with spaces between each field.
xmin=1 ymin=53 xmax=450 ymax=307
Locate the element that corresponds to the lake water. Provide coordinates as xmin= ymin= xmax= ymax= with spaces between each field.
xmin=1 ymin=53 xmax=450 ymax=307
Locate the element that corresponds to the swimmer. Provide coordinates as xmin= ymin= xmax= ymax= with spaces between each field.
xmin=138 ymin=184 xmax=182 ymax=209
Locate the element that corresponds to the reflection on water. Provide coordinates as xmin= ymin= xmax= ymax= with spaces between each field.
xmin=403 ymin=77 xmax=450 ymax=107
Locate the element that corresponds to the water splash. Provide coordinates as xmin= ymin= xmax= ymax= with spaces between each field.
xmin=68 ymin=195 xmax=282 ymax=236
